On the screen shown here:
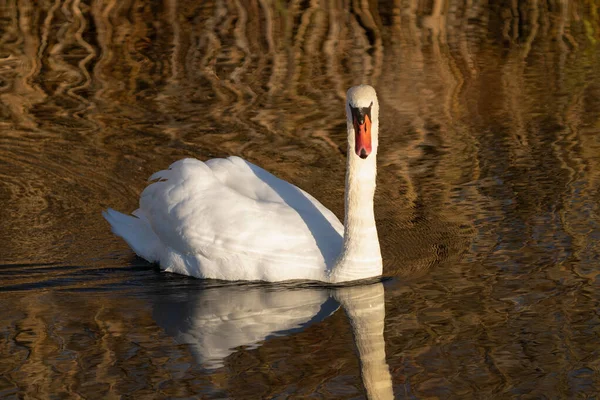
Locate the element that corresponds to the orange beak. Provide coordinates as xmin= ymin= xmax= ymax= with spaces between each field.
xmin=353 ymin=111 xmax=372 ymax=159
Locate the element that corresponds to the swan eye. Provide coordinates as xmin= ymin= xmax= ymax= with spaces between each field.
xmin=350 ymin=102 xmax=373 ymax=125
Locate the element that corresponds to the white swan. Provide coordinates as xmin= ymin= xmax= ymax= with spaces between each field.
xmin=103 ymin=85 xmax=382 ymax=283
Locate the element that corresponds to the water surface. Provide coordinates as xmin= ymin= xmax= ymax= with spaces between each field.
xmin=1 ymin=1 xmax=600 ymax=398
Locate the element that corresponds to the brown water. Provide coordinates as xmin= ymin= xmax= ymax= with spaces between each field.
xmin=1 ymin=1 xmax=600 ymax=398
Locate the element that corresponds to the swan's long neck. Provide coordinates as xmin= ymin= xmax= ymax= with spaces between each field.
xmin=330 ymin=118 xmax=382 ymax=282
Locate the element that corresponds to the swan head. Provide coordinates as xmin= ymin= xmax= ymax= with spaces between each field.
xmin=346 ymin=85 xmax=379 ymax=160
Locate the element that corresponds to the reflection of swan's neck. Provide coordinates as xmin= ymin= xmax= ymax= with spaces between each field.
xmin=335 ymin=284 xmax=393 ymax=400
xmin=330 ymin=119 xmax=382 ymax=282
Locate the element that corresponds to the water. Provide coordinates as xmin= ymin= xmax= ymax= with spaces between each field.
xmin=1 ymin=1 xmax=600 ymax=398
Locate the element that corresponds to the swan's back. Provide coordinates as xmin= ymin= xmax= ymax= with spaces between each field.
xmin=206 ymin=157 xmax=295 ymax=203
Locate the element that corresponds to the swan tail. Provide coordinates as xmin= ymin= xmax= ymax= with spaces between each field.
xmin=102 ymin=208 xmax=161 ymax=263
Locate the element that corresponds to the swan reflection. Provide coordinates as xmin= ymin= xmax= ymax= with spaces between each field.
xmin=152 ymin=281 xmax=393 ymax=399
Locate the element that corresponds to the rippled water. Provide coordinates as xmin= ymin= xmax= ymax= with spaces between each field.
xmin=1 ymin=1 xmax=600 ymax=398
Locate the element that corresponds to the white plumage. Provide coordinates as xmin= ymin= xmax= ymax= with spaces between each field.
xmin=104 ymin=85 xmax=383 ymax=283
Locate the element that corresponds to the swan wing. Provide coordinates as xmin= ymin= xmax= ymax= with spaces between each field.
xmin=139 ymin=157 xmax=343 ymax=279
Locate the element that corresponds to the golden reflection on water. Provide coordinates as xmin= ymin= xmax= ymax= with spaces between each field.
xmin=1 ymin=0 xmax=600 ymax=398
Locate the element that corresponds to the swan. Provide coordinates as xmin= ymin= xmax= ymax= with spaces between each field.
xmin=103 ymin=84 xmax=382 ymax=283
